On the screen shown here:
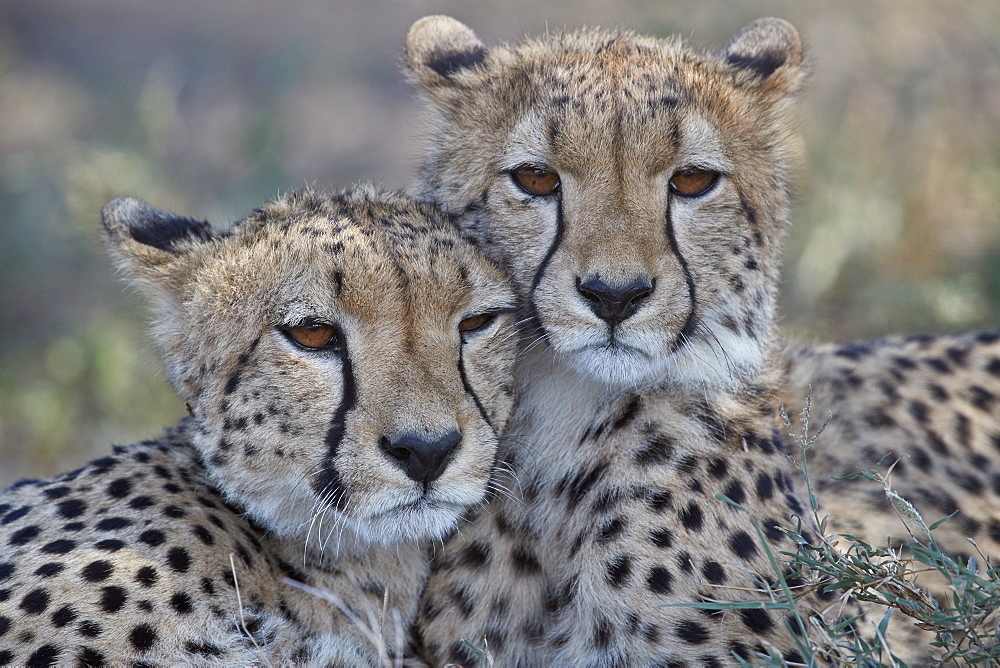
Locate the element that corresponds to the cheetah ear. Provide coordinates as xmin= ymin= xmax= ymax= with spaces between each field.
xmin=721 ymin=18 xmax=806 ymax=98
xmin=405 ymin=15 xmax=488 ymax=90
xmin=101 ymin=197 xmax=215 ymax=298
xmin=102 ymin=197 xmax=214 ymax=268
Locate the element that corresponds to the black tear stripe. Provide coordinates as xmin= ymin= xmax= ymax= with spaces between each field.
xmin=664 ymin=199 xmax=698 ymax=348
xmin=312 ymin=346 xmax=356 ymax=510
xmin=523 ymin=197 xmax=565 ymax=346
xmin=458 ymin=344 xmax=493 ymax=433
xmin=529 ymin=197 xmax=565 ymax=295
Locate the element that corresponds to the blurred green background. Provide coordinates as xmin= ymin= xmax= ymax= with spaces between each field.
xmin=2 ymin=0 xmax=999 ymax=485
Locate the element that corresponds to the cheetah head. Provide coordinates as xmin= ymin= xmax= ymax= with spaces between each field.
xmin=407 ymin=17 xmax=805 ymax=390
xmin=101 ymin=187 xmax=519 ymax=556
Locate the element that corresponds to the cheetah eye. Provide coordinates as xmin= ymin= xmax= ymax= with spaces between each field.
xmin=458 ymin=312 xmax=498 ymax=334
xmin=283 ymin=320 xmax=341 ymax=350
xmin=668 ymin=168 xmax=719 ymax=197
xmin=510 ymin=167 xmax=561 ymax=197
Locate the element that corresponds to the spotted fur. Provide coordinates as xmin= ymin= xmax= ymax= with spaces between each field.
xmin=0 ymin=186 xmax=519 ymax=664
xmin=782 ymin=333 xmax=1000 ymax=565
xmin=404 ymin=17 xmax=848 ymax=665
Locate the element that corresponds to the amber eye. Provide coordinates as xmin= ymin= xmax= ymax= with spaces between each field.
xmin=510 ymin=168 xmax=561 ymax=196
xmin=458 ymin=312 xmax=498 ymax=334
xmin=284 ymin=321 xmax=340 ymax=349
xmin=669 ymin=169 xmax=719 ymax=197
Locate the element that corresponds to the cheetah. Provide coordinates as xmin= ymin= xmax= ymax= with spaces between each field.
xmin=0 ymin=186 xmax=520 ymax=664
xmin=404 ymin=16 xmax=844 ymax=665
xmin=403 ymin=15 xmax=998 ymax=663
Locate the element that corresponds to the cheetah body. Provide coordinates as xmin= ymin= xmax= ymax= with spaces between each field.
xmin=782 ymin=333 xmax=1000 ymax=563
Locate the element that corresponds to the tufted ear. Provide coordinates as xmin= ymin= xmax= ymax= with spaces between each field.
xmin=102 ymin=197 xmax=214 ymax=274
xmin=102 ymin=197 xmax=217 ymax=312
xmin=101 ymin=198 xmax=219 ymax=393
xmin=721 ymin=18 xmax=805 ymax=98
xmin=405 ymin=15 xmax=488 ymax=91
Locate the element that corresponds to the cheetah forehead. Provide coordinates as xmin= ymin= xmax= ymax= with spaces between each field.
xmin=193 ymin=186 xmax=511 ymax=306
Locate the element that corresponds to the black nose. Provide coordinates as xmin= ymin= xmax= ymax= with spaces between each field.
xmin=576 ymin=276 xmax=654 ymax=324
xmin=379 ymin=430 xmax=462 ymax=484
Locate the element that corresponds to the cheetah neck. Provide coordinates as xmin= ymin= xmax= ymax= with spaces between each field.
xmin=505 ymin=343 xmax=795 ymax=531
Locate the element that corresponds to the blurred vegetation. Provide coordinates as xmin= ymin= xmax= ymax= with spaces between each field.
xmin=1 ymin=0 xmax=999 ymax=485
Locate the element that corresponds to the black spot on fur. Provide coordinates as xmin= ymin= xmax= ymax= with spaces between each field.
xmin=755 ymin=473 xmax=774 ymax=500
xmin=597 ymin=517 xmax=627 ymax=543
xmin=35 ymin=562 xmax=65 ymax=578
xmin=192 ymin=525 xmax=215 ymax=546
xmin=511 ymin=544 xmax=541 ymax=574
xmin=95 ymin=517 xmax=132 ymax=531
xmin=647 ymin=566 xmax=673 ymax=595
xmin=647 ymin=489 xmax=673 ymax=512
xmin=675 ymin=619 xmax=709 ymax=644
xmin=57 ymin=499 xmax=86 ymax=519
xmin=8 ymin=525 xmax=40 ymax=546
xmin=707 ymin=457 xmax=728 ymax=479
xmin=89 ymin=457 xmax=118 ymax=475
xmin=51 ymin=605 xmax=78 ymax=628
xmin=679 ymin=502 xmax=704 ymax=532
xmin=136 ymin=566 xmax=158 ymax=587
xmin=2 ymin=505 xmax=32 ymax=524
xmin=729 ymin=530 xmax=759 ymax=560
xmin=447 ymin=584 xmax=475 ymax=619
xmin=740 ymin=607 xmax=774 ymax=634
xmin=723 ymin=480 xmax=746 ymax=504
xmin=835 ymin=343 xmax=871 ymax=359
xmin=170 ymin=592 xmax=194 ymax=614
xmin=163 ymin=504 xmax=186 ymax=518
xmin=593 ymin=616 xmax=614 ymax=649
xmin=560 ymin=461 xmax=608 ymax=507
xmin=20 ymin=588 xmax=50 ymax=614
xmin=128 ymin=496 xmax=155 ymax=510
xmin=864 ymin=409 xmax=896 ymax=429
xmin=138 ymin=530 xmax=165 ymax=547
xmin=77 ymin=647 xmax=106 ymax=666
xmin=184 ymin=641 xmax=224 ymax=657
xmin=634 ymin=434 xmax=675 ymax=466
xmin=610 ymin=396 xmax=642 ymax=432
xmin=606 ymin=554 xmax=633 ymax=588
xmin=970 ymin=385 xmax=996 ymax=411
xmin=106 ymin=477 xmax=132 ymax=498
xmin=702 ymin=560 xmax=726 ymax=584
xmin=167 ymin=547 xmax=191 ymax=573
xmin=77 ymin=620 xmax=102 ymax=637
xmin=40 ymin=539 xmax=75 ymax=554
xmin=98 ymin=586 xmax=127 ymax=613
xmin=650 ymin=527 xmax=674 ymax=549
xmin=26 ymin=645 xmax=62 ymax=665
xmin=94 ymin=539 xmax=125 ymax=552
xmin=129 ymin=623 xmax=158 ymax=652
xmin=956 ymin=413 xmax=972 ymax=449
xmin=908 ymin=400 xmax=930 ymax=424
xmin=81 ymin=560 xmax=114 ymax=583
